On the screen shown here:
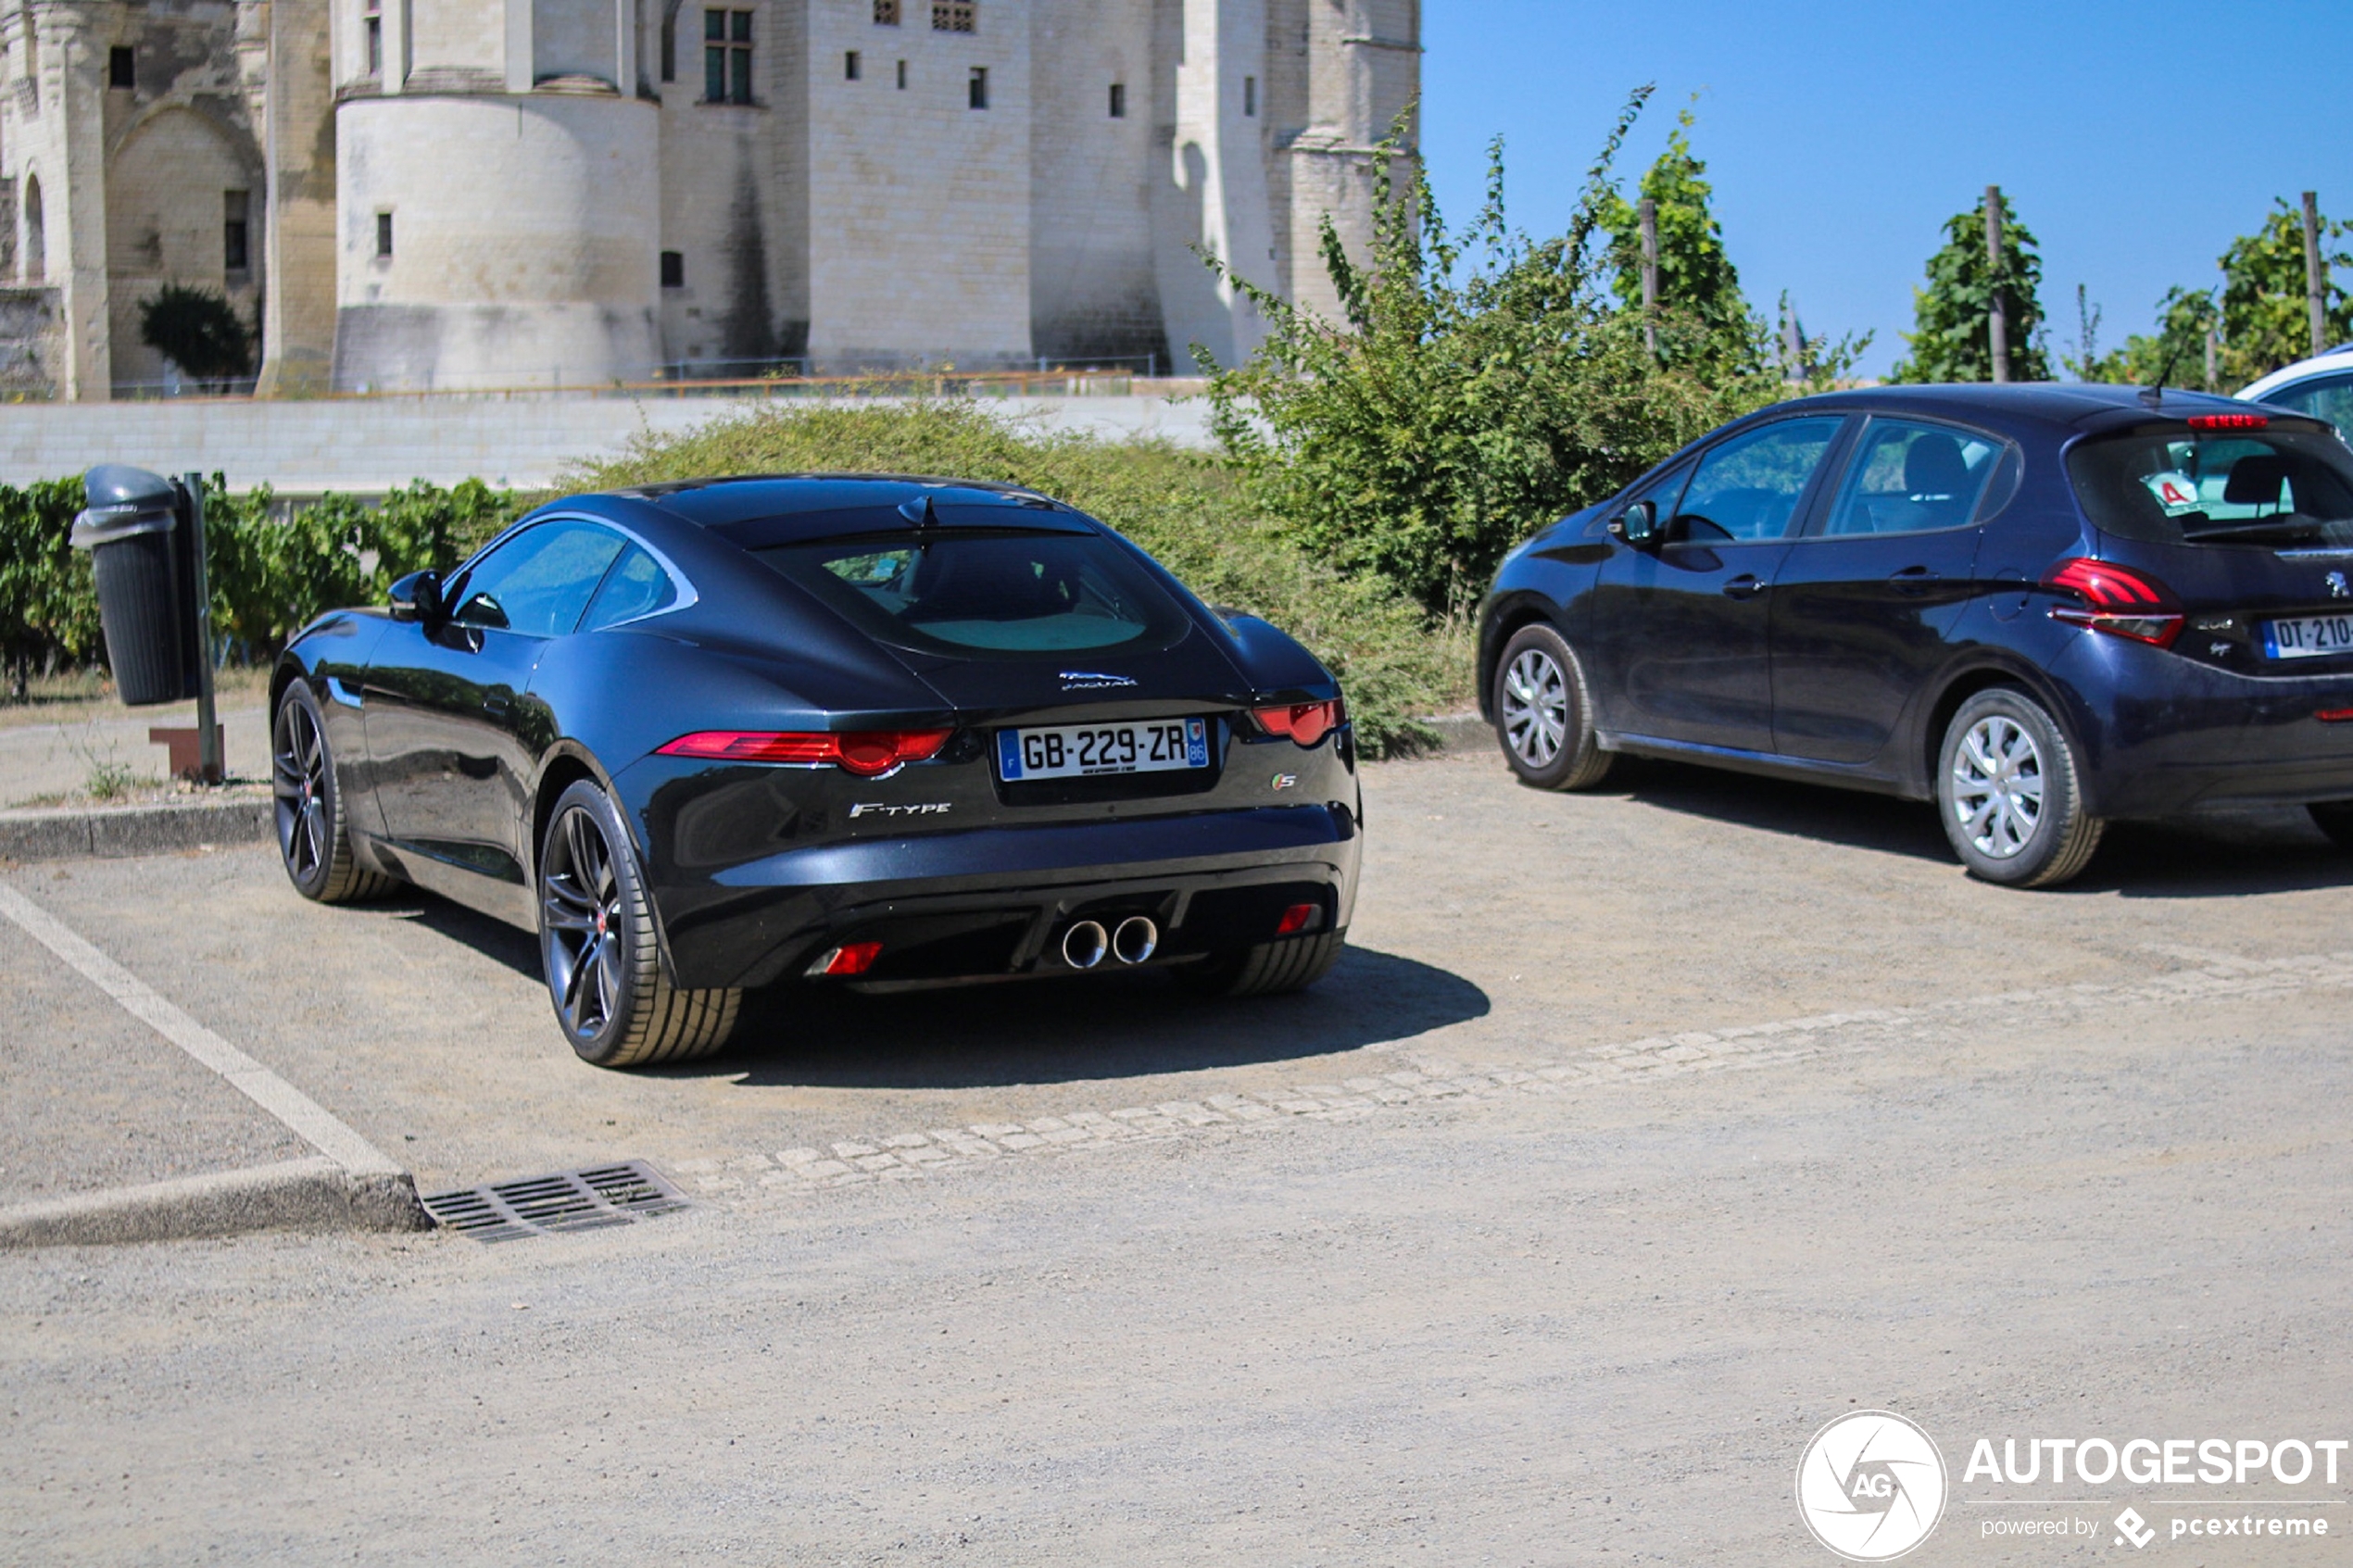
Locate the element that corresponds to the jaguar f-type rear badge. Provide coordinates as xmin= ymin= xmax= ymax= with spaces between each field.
xmin=1060 ymin=671 xmax=1137 ymax=689
xmin=847 ymin=801 xmax=951 ymax=819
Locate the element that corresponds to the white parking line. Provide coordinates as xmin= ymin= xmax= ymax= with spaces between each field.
xmin=0 ymin=880 xmax=403 ymax=1181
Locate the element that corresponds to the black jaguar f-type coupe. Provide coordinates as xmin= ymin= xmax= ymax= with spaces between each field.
xmin=270 ymin=475 xmax=1360 ymax=1067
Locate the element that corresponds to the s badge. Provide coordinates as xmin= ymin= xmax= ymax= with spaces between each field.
xmin=1270 ymin=772 xmax=1299 ymax=791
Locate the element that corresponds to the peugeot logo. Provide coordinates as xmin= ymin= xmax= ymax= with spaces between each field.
xmin=1060 ymin=671 xmax=1137 ymax=690
xmin=2326 ymin=571 xmax=2349 ymax=600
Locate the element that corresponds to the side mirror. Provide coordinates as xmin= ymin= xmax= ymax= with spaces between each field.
xmin=1609 ymin=498 xmax=1660 ymax=547
xmin=388 ymin=570 xmax=443 ymax=624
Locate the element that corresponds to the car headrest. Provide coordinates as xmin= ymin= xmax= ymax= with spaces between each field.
xmin=2221 ymin=453 xmax=2291 ymax=506
xmin=1905 ymin=433 xmax=1970 ymax=498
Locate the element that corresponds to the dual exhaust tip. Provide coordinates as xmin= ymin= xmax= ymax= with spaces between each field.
xmin=1062 ymin=916 xmax=1157 ymax=970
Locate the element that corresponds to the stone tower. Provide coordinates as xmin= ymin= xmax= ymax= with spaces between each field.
xmin=0 ymin=0 xmax=1416 ymax=398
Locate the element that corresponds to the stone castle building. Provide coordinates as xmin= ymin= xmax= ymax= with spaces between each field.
xmin=0 ymin=0 xmax=1417 ymax=398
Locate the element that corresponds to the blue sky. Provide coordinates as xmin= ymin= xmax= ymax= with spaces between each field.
xmin=1420 ymin=2 xmax=2353 ymax=378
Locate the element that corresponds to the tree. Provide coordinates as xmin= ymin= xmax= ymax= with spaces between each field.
xmin=137 ymin=283 xmax=253 ymax=385
xmin=1888 ymin=192 xmax=2051 ymax=383
xmin=1595 ymin=108 xmax=1755 ymax=377
xmin=2213 ymin=198 xmax=2350 ymax=383
xmin=1199 ymin=91 xmax=1806 ymax=615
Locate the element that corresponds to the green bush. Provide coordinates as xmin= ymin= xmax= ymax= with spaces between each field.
xmin=1201 ymin=94 xmax=1810 ymax=618
xmin=137 ymin=284 xmax=254 ymax=384
xmin=565 ymin=397 xmax=1470 ymax=754
xmin=0 ymin=476 xmax=103 ymax=681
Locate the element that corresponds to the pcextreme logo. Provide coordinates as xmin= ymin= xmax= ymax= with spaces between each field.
xmin=1796 ymin=1411 xmax=1950 ymax=1562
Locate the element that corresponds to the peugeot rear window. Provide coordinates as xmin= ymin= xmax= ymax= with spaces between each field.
xmin=2068 ymin=424 xmax=2353 ymax=547
xmin=757 ymin=529 xmax=1189 ymax=656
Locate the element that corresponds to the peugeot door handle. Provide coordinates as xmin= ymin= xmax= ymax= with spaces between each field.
xmin=1888 ymin=565 xmax=1938 ymax=595
xmin=1721 ymin=575 xmax=1768 ymax=599
xmin=482 ymin=695 xmax=512 ymax=719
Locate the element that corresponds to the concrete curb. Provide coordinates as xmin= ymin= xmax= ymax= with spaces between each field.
xmin=1415 ymin=712 xmax=1490 ymax=754
xmin=0 ymin=794 xmax=273 ymax=860
xmin=0 ymin=1157 xmax=432 ymax=1248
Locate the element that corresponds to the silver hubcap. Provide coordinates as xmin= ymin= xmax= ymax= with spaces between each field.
xmin=1502 ymin=648 xmax=1570 ymax=768
xmin=541 ymin=807 xmax=625 ymax=1040
xmin=271 ymin=701 xmax=330 ymax=883
xmin=1950 ymin=715 xmax=2045 ymax=859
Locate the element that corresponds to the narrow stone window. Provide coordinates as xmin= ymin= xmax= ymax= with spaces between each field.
xmin=1242 ymin=74 xmax=1255 ymax=117
xmin=873 ymin=0 xmax=900 ymax=23
xmin=660 ymin=4 xmax=675 ymax=81
xmin=223 ymin=191 xmax=249 ymax=272
xmin=932 ymin=1 xmax=975 ymax=33
xmin=363 ymin=0 xmax=381 ymax=75
xmin=844 ymin=49 xmax=860 ymax=81
xmin=660 ymin=250 xmax=685 ymax=289
xmin=967 ymin=65 xmax=987 ymax=109
xmin=375 ymin=211 xmax=393 ymax=259
xmin=895 ymin=58 xmax=906 ymax=90
xmin=1107 ymin=82 xmax=1125 ymax=119
xmin=704 ymin=8 xmax=752 ymax=105
xmin=107 ymin=45 xmax=133 ymax=89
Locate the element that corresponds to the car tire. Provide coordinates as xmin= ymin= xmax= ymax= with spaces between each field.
xmin=538 ymin=779 xmax=741 ymax=1069
xmin=2309 ymin=802 xmax=2353 ymax=850
xmin=1935 ymin=687 xmax=2105 ymax=888
xmin=1176 ymin=929 xmax=1345 ymax=998
xmin=272 ymin=680 xmax=395 ymax=904
xmin=1492 ymin=622 xmax=1614 ymax=790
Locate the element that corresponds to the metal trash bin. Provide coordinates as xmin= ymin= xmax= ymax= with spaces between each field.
xmin=69 ymin=465 xmax=197 ymax=708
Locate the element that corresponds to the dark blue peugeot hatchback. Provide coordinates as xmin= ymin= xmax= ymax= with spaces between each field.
xmin=1475 ymin=384 xmax=2353 ymax=887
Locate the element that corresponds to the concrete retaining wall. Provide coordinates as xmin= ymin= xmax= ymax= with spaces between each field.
xmin=0 ymin=390 xmax=1215 ymax=492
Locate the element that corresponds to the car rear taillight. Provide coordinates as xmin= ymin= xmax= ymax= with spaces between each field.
xmin=2187 ymin=413 xmax=2268 ymax=430
xmin=657 ymin=729 xmax=952 ymax=776
xmin=1276 ymin=901 xmax=1322 ymax=935
xmin=2043 ymin=558 xmax=2184 ymax=649
xmin=1252 ymin=698 xmax=1345 ymax=746
xmin=806 ymin=941 xmax=882 ymax=977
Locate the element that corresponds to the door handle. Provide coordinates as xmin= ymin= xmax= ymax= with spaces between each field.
xmin=482 ymin=694 xmax=512 ymax=720
xmin=1888 ymin=565 xmax=1938 ymax=595
xmin=1721 ymin=574 xmax=1768 ymax=599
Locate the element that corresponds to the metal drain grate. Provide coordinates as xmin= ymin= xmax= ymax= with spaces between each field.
xmin=421 ymin=1160 xmax=689 ymax=1243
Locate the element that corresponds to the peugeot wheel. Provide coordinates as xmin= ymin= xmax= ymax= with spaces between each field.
xmin=539 ymin=779 xmax=741 ymax=1068
xmin=272 ymin=681 xmax=393 ymax=904
xmin=1492 ymin=622 xmax=1613 ymax=790
xmin=1935 ymin=688 xmax=2104 ymax=888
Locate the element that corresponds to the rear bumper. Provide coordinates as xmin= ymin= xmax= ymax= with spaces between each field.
xmin=2052 ymin=633 xmax=2353 ymax=816
xmin=647 ymin=803 xmax=1362 ymax=989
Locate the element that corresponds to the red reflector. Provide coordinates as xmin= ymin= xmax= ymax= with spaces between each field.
xmin=815 ymin=941 xmax=883 ymax=977
xmin=2042 ymin=558 xmax=2184 ymax=649
xmin=2186 ymin=412 xmax=2269 ymax=430
xmin=657 ymin=729 xmax=951 ymax=775
xmin=2319 ymin=709 xmax=2353 ymax=724
xmin=1275 ymin=902 xmax=1318 ymax=935
xmin=1252 ymin=698 xmax=1344 ymax=746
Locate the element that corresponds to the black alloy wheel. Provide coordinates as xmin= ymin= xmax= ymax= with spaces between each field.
xmin=537 ymin=778 xmax=741 ymax=1068
xmin=271 ymin=682 xmax=391 ymax=904
xmin=1492 ymin=622 xmax=1614 ymax=791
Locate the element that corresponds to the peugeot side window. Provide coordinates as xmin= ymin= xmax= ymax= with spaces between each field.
xmin=1671 ymin=418 xmax=1844 ymax=543
xmin=1819 ymin=420 xmax=2007 ymax=536
xmin=449 ymin=521 xmax=628 ymax=637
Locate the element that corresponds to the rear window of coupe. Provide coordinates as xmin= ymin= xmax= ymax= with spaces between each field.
xmin=756 ymin=529 xmax=1190 ymax=656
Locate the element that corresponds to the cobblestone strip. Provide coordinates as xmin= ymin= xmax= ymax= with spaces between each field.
xmin=673 ymin=950 xmax=2353 ymax=1199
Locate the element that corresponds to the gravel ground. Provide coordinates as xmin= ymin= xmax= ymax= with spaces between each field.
xmin=4 ymin=748 xmax=2351 ymax=1562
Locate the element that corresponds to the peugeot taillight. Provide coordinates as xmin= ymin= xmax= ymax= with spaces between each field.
xmin=1252 ymin=698 xmax=1345 ymax=746
xmin=657 ymin=729 xmax=952 ymax=776
xmin=2043 ymin=558 xmax=2184 ymax=649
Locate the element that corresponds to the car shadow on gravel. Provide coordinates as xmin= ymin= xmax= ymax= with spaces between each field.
xmin=1602 ymin=756 xmax=2352 ymax=897
xmin=706 ymin=946 xmax=1490 ymax=1088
